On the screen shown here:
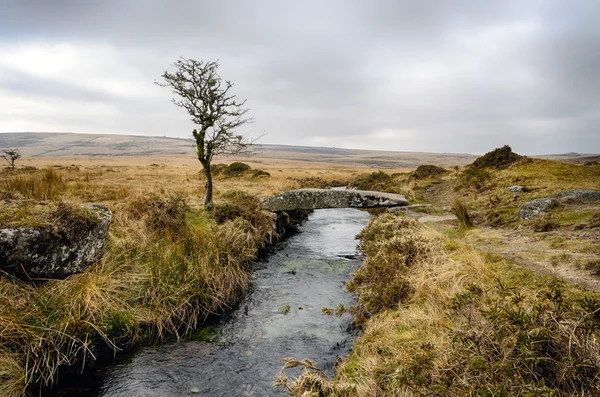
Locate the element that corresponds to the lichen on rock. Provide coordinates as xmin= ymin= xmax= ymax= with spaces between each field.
xmin=0 ymin=204 xmax=112 ymax=279
xmin=519 ymin=198 xmax=558 ymax=219
xmin=262 ymin=188 xmax=408 ymax=212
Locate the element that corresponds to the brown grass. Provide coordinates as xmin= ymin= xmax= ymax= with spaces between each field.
xmin=0 ymin=161 xmax=283 ymax=395
xmin=280 ymin=214 xmax=600 ymax=396
xmin=1 ymin=154 xmax=598 ymax=396
xmin=451 ymin=199 xmax=473 ymax=229
xmin=2 ymin=168 xmax=66 ymax=200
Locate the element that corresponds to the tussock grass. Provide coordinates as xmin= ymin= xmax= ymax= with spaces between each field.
xmin=347 ymin=215 xmax=434 ymax=319
xmin=451 ymin=199 xmax=473 ymax=230
xmin=0 ymin=351 xmax=26 ymax=397
xmin=2 ymin=168 xmax=66 ymax=200
xmin=0 ymin=192 xmax=273 ymax=394
xmin=530 ymin=214 xmax=558 ymax=232
xmin=213 ymin=190 xmax=276 ymax=244
xmin=281 ymin=214 xmax=600 ymax=396
xmin=409 ymin=164 xmax=446 ymax=180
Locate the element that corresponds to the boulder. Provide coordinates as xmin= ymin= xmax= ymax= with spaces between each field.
xmin=553 ymin=190 xmax=600 ymax=202
xmin=519 ymin=198 xmax=557 ymax=219
xmin=0 ymin=205 xmax=112 ymax=279
xmin=507 ymin=185 xmax=525 ymax=193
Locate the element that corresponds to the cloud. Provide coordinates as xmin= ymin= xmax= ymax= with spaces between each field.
xmin=0 ymin=0 xmax=598 ymax=154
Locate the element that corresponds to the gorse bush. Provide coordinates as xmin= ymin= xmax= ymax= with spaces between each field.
xmin=457 ymin=146 xmax=523 ymax=192
xmin=227 ymin=162 xmax=251 ymax=174
xmin=445 ymin=282 xmax=600 ymax=396
xmin=350 ymin=171 xmax=397 ymax=192
xmin=410 ymin=164 xmax=446 ymax=180
xmin=471 ymin=145 xmax=522 ymax=170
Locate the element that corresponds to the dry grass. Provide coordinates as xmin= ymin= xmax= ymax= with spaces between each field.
xmin=0 ymin=351 xmax=26 ymax=397
xmin=1 ymin=154 xmax=598 ymax=395
xmin=454 ymin=158 xmax=600 ymax=219
xmin=0 ymin=197 xmax=262 ymax=391
xmin=281 ymin=214 xmax=600 ymax=396
xmin=0 ymin=160 xmax=284 ymax=394
xmin=2 ymin=168 xmax=66 ymax=200
xmin=451 ymin=199 xmax=473 ymax=230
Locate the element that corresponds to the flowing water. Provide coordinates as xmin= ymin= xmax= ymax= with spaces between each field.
xmin=57 ymin=208 xmax=370 ymax=397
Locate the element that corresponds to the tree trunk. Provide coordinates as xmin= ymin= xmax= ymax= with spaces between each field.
xmin=203 ymin=162 xmax=213 ymax=210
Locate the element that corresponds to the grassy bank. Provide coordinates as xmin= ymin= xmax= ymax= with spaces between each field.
xmin=279 ymin=213 xmax=600 ymax=396
xmin=0 ymin=167 xmax=276 ymax=396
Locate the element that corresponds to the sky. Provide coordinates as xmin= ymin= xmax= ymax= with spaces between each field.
xmin=0 ymin=0 xmax=599 ymax=155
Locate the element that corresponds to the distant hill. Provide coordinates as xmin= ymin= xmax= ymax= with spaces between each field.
xmin=0 ymin=132 xmax=481 ymax=168
xmin=1 ymin=132 xmax=596 ymax=169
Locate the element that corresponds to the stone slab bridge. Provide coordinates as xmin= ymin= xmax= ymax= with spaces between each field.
xmin=262 ymin=188 xmax=408 ymax=212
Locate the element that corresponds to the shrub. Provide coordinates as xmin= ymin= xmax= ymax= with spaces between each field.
xmin=350 ymin=171 xmax=396 ymax=192
xmin=210 ymin=162 xmax=269 ymax=179
xmin=457 ymin=146 xmax=523 ymax=192
xmin=227 ymin=162 xmax=251 ymax=175
xmin=410 ymin=165 xmax=446 ymax=180
xmin=125 ymin=195 xmax=188 ymax=238
xmin=471 ymin=145 xmax=522 ymax=170
xmin=210 ymin=163 xmax=229 ymax=176
xmin=445 ymin=282 xmax=600 ymax=396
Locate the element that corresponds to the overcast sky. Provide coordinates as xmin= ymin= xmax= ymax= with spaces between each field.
xmin=0 ymin=1 xmax=599 ymax=154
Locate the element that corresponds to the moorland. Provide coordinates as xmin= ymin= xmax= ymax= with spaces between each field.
xmin=1 ymin=133 xmax=600 ymax=396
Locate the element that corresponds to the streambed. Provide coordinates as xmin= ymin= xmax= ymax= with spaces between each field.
xmin=57 ymin=208 xmax=370 ymax=397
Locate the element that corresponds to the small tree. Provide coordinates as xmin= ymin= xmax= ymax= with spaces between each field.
xmin=156 ymin=58 xmax=253 ymax=209
xmin=2 ymin=149 xmax=21 ymax=171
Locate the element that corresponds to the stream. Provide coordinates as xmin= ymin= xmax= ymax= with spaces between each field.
xmin=56 ymin=208 xmax=370 ymax=397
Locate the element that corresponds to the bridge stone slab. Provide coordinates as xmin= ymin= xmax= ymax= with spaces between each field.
xmin=262 ymin=188 xmax=408 ymax=212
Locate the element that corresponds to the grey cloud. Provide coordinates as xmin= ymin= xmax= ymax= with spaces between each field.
xmin=0 ymin=0 xmax=599 ymax=154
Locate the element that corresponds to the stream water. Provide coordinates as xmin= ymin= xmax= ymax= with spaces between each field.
xmin=56 ymin=208 xmax=370 ymax=397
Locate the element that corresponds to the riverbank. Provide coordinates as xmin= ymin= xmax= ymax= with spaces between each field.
xmin=281 ymin=212 xmax=600 ymax=395
xmin=0 ymin=166 xmax=281 ymax=396
xmin=63 ymin=208 xmax=368 ymax=396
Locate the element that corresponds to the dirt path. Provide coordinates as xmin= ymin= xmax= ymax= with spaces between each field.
xmin=468 ymin=226 xmax=600 ymax=293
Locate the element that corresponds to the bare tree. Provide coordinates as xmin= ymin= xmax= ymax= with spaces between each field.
xmin=2 ymin=149 xmax=21 ymax=171
xmin=156 ymin=58 xmax=254 ymax=209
